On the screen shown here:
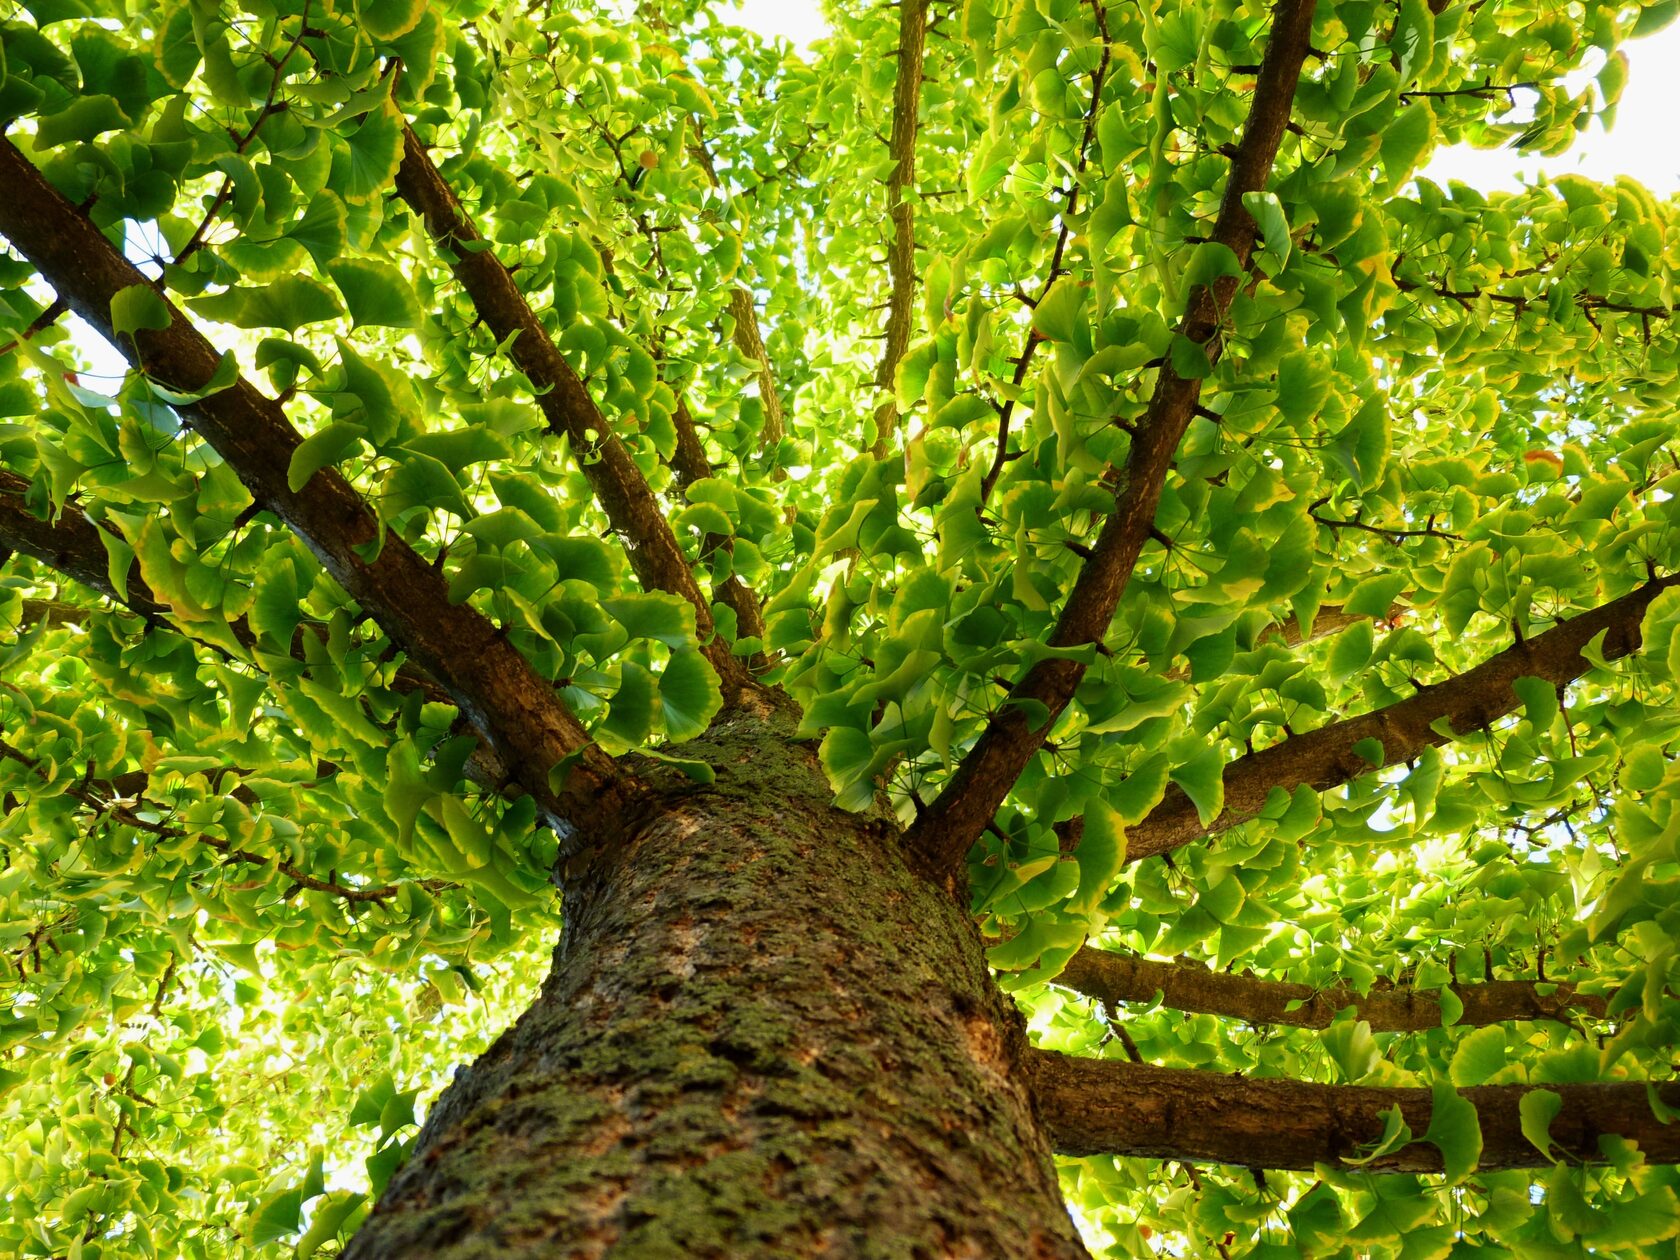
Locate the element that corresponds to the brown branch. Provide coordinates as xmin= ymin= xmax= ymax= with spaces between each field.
xmin=727 ymin=287 xmax=786 ymax=453
xmin=0 ymin=135 xmax=637 ymax=847
xmin=1028 ymin=1051 xmax=1680 ymax=1170
xmin=870 ymin=0 xmax=929 ymax=459
xmin=0 ymin=295 xmax=67 ymax=358
xmin=903 ymin=0 xmax=1320 ymax=882
xmin=0 ymin=468 xmax=173 ymax=628
xmin=1056 ymin=948 xmax=1608 ymax=1031
xmin=1124 ymin=574 xmax=1676 ymax=864
xmin=171 ymin=5 xmax=310 ymax=269
xmin=392 ymin=123 xmax=748 ymax=695
xmin=1309 ymin=497 xmax=1462 ymax=542
xmin=670 ymin=396 xmax=768 ymax=668
xmin=685 ymin=117 xmax=790 ymax=457
xmin=1391 ymin=272 xmax=1675 ymax=324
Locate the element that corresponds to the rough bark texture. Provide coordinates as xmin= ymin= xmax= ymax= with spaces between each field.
xmin=344 ymin=703 xmax=1089 ymax=1260
xmin=904 ymin=0 xmax=1320 ymax=878
xmin=1029 ymin=1053 xmax=1680 ymax=1171
xmin=1057 ymin=948 xmax=1609 ymax=1031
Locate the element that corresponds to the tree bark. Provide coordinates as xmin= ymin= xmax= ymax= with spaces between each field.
xmin=1029 ymin=1053 xmax=1680 ymax=1171
xmin=344 ymin=701 xmax=1089 ymax=1259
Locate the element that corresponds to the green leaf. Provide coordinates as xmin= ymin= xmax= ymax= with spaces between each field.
xmin=658 ymin=647 xmax=722 ymax=742
xmin=1031 ymin=279 xmax=1085 ymax=343
xmin=1450 ymin=1025 xmax=1507 ymax=1087
xmin=600 ymin=660 xmax=657 ymax=750
xmin=1169 ymin=745 xmax=1224 ymax=826
xmin=1069 ymin=799 xmax=1126 ymax=918
xmin=1422 ymin=1081 xmax=1481 ymax=1184
xmin=110 ymin=283 xmax=170 ymax=337
xmin=289 ymin=191 xmax=350 ymax=269
xmin=330 ymin=257 xmax=422 ymax=328
xmin=357 ymin=0 xmax=427 ymax=40
xmin=189 ymin=277 xmax=344 ymax=331
xmin=1520 ymin=1088 xmax=1563 ymax=1160
xmin=1241 ymin=191 xmax=1292 ymax=270
xmin=33 ymin=94 xmax=131 ymax=148
xmin=604 ymin=593 xmax=695 ymax=648
xmin=287 ymin=421 xmax=367 ymax=493
xmin=337 ymin=100 xmax=405 ymax=204
xmin=1343 ymin=1104 xmax=1412 ymax=1166
xmin=1181 ymin=240 xmax=1243 ymax=300
xmin=1323 ymin=1019 xmax=1378 ymax=1082
xmin=1343 ymin=572 xmax=1407 ymax=618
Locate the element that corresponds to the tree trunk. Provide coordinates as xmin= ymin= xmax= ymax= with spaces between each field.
xmin=344 ymin=702 xmax=1089 ymax=1259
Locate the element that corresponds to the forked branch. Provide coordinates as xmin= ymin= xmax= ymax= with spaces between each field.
xmin=1057 ymin=948 xmax=1608 ymax=1031
xmin=0 ymin=136 xmax=635 ymax=844
xmin=1028 ymin=1052 xmax=1680 ymax=1169
xmin=904 ymin=0 xmax=1320 ymax=880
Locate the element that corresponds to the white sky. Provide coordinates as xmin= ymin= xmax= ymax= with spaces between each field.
xmin=725 ymin=0 xmax=1680 ymax=196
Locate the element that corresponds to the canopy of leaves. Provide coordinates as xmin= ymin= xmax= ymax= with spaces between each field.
xmin=1 ymin=0 xmax=1678 ymax=1255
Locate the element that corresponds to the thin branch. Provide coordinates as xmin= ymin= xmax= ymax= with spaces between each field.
xmin=0 ymin=295 xmax=67 ymax=358
xmin=727 ymin=285 xmax=787 ymax=453
xmin=686 ymin=119 xmax=789 ymax=457
xmin=1309 ymin=497 xmax=1462 ymax=542
xmin=0 ymin=136 xmax=638 ymax=848
xmin=1028 ymin=1051 xmax=1680 ymax=1170
xmin=903 ymin=0 xmax=1321 ymax=883
xmin=979 ymin=0 xmax=1111 ymax=507
xmin=392 ymin=122 xmax=749 ymax=695
xmin=0 ymin=739 xmax=448 ymax=905
xmin=171 ymin=5 xmax=311 ymax=269
xmin=870 ymin=0 xmax=930 ymax=459
xmin=1056 ymin=948 xmax=1608 ymax=1031
xmin=1123 ymin=574 xmax=1676 ymax=865
xmin=1392 ymin=272 xmax=1675 ymax=324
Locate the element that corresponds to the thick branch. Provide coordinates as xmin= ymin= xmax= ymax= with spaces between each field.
xmin=1057 ymin=948 xmax=1608 ymax=1031
xmin=0 ymin=136 xmax=635 ymax=845
xmin=1028 ymin=1052 xmax=1680 ymax=1170
xmin=727 ymin=287 xmax=786 ymax=451
xmin=0 ymin=468 xmax=172 ymax=627
xmin=392 ymin=124 xmax=746 ymax=692
xmin=1126 ymin=575 xmax=1676 ymax=864
xmin=904 ymin=0 xmax=1319 ymax=879
xmin=870 ymin=0 xmax=929 ymax=459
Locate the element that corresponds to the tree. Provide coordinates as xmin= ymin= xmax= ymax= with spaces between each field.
xmin=2 ymin=0 xmax=1680 ymax=1252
